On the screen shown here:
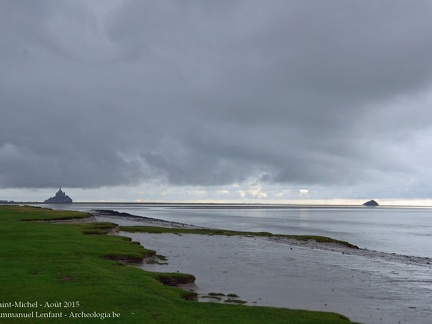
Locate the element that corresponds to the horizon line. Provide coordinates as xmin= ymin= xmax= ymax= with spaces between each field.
xmin=6 ymin=200 xmax=432 ymax=208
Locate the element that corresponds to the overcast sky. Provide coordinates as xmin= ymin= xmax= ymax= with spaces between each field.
xmin=1 ymin=0 xmax=432 ymax=203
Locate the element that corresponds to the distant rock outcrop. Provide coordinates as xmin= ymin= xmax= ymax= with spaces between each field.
xmin=363 ymin=199 xmax=379 ymax=207
xmin=44 ymin=188 xmax=73 ymax=203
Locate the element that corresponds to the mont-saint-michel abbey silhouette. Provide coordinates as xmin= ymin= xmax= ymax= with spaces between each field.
xmin=44 ymin=188 xmax=73 ymax=203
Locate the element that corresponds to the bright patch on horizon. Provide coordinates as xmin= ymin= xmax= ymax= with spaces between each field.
xmin=237 ymin=190 xmax=246 ymax=198
xmin=299 ymin=189 xmax=309 ymax=196
xmin=248 ymin=185 xmax=268 ymax=199
xmin=273 ymin=190 xmax=291 ymax=198
xmin=217 ymin=190 xmax=230 ymax=195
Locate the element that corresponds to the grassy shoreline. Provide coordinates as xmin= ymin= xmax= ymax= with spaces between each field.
xmin=0 ymin=206 xmax=354 ymax=323
xmin=119 ymin=225 xmax=359 ymax=249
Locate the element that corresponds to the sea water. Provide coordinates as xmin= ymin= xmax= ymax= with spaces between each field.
xmin=41 ymin=203 xmax=432 ymax=258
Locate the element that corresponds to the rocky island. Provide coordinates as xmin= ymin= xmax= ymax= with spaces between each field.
xmin=44 ymin=188 xmax=73 ymax=203
xmin=363 ymin=199 xmax=379 ymax=206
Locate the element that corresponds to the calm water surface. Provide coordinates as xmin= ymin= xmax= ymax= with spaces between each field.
xmin=42 ymin=203 xmax=432 ymax=258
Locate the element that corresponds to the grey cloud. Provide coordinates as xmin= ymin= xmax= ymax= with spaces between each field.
xmin=1 ymin=0 xmax=432 ymax=199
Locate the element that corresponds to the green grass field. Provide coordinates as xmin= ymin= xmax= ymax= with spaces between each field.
xmin=0 ymin=205 xmax=354 ymax=323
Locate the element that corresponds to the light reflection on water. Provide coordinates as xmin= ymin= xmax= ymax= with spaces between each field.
xmin=41 ymin=203 xmax=432 ymax=258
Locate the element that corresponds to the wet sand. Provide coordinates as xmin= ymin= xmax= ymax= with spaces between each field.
xmin=93 ymin=211 xmax=432 ymax=324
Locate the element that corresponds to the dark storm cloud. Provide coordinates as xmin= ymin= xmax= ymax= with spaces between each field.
xmin=1 ymin=0 xmax=432 ymax=197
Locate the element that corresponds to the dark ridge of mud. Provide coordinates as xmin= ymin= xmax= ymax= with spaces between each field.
xmin=91 ymin=209 xmax=200 ymax=229
xmin=270 ymin=236 xmax=432 ymax=267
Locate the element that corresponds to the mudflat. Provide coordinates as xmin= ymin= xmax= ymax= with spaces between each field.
xmin=94 ymin=212 xmax=432 ymax=324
